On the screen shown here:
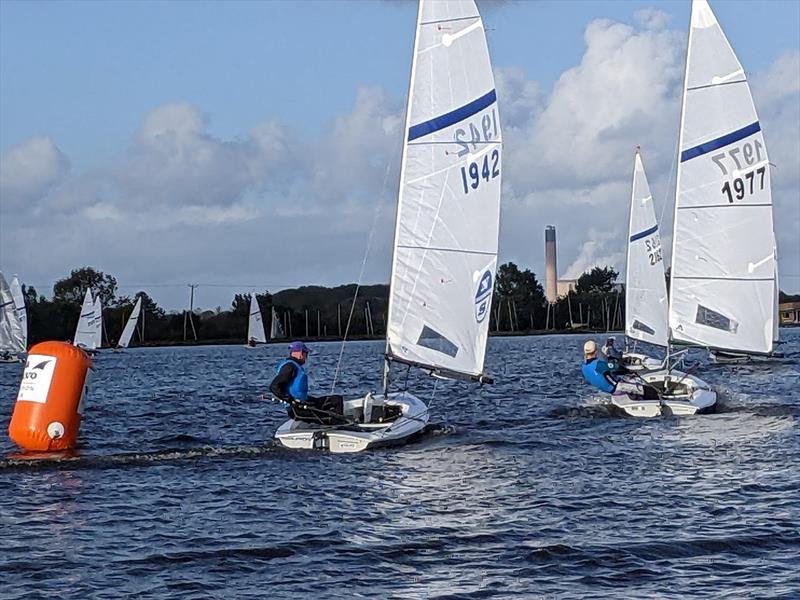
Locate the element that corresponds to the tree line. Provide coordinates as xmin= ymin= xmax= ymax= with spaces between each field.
xmin=19 ymin=264 xmax=627 ymax=347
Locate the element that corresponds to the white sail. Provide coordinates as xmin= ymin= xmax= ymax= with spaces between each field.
xmin=0 ymin=273 xmax=26 ymax=354
xmin=247 ymin=294 xmax=266 ymax=344
xmin=625 ymin=150 xmax=668 ymax=347
xmin=73 ymin=289 xmax=96 ymax=349
xmin=118 ymin=297 xmax=142 ymax=349
xmin=9 ymin=276 xmax=27 ymax=349
xmin=385 ymin=0 xmax=501 ymax=379
xmin=773 ymin=234 xmax=780 ymax=343
xmin=93 ymin=297 xmax=103 ymax=349
xmin=270 ymin=306 xmax=284 ymax=340
xmin=668 ymin=0 xmax=775 ymax=355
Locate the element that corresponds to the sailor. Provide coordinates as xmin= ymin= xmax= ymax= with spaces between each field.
xmin=601 ymin=335 xmax=628 ymax=373
xmin=581 ymin=340 xmax=646 ymax=397
xmin=269 ymin=341 xmax=344 ymax=421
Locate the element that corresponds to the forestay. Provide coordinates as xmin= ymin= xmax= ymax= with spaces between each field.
xmin=10 ymin=276 xmax=27 ymax=349
xmin=386 ymin=0 xmax=502 ymax=379
xmin=626 ymin=150 xmax=668 ymax=347
xmin=248 ymin=294 xmax=266 ymax=344
xmin=118 ymin=297 xmax=142 ymax=349
xmin=668 ymin=0 xmax=775 ymax=355
xmin=73 ymin=289 xmax=96 ymax=349
xmin=0 ymin=273 xmax=26 ymax=354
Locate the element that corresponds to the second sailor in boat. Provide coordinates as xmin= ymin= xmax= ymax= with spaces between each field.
xmin=269 ymin=341 xmax=345 ymax=424
xmin=581 ymin=340 xmax=657 ymax=400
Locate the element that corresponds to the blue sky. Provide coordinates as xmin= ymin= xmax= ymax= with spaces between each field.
xmin=1 ymin=0 xmax=799 ymax=309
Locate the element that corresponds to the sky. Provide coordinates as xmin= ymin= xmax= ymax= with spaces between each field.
xmin=1 ymin=0 xmax=798 ymax=311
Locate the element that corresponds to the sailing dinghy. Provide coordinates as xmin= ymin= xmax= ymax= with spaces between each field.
xmin=0 ymin=273 xmax=26 ymax=363
xmin=73 ymin=289 xmax=97 ymax=351
xmin=270 ymin=307 xmax=284 ymax=341
xmin=621 ymin=148 xmax=668 ymax=373
xmin=275 ymin=0 xmax=502 ymax=452
xmin=246 ymin=294 xmax=266 ymax=347
xmin=115 ymin=297 xmax=142 ymax=351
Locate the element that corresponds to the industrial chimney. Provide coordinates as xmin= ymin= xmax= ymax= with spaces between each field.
xmin=545 ymin=225 xmax=557 ymax=303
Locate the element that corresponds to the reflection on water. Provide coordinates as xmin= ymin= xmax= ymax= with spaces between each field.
xmin=0 ymin=331 xmax=798 ymax=598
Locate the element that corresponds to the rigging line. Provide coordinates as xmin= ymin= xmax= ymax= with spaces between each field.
xmin=330 ymin=140 xmax=400 ymax=395
xmin=660 ymin=132 xmax=679 ymax=240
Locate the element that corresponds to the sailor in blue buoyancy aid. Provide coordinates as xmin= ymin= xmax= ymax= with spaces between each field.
xmin=269 ymin=341 xmax=344 ymax=421
xmin=581 ymin=340 xmax=644 ymax=396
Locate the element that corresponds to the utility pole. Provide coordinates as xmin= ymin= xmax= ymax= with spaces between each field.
xmin=317 ymin=309 xmax=321 ymax=338
xmin=337 ymin=303 xmax=342 ymax=338
xmin=305 ymin=309 xmax=309 ymax=338
xmin=183 ymin=284 xmax=198 ymax=342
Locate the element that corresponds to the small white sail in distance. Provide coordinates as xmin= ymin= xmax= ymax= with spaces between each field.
xmin=270 ymin=306 xmax=283 ymax=340
xmin=118 ymin=297 xmax=142 ymax=349
xmin=247 ymin=294 xmax=266 ymax=344
xmin=9 ymin=276 xmax=27 ymax=350
xmin=93 ymin=296 xmax=103 ymax=349
xmin=0 ymin=273 xmax=26 ymax=354
xmin=385 ymin=0 xmax=502 ymax=381
xmin=668 ymin=0 xmax=776 ymax=355
xmin=73 ymin=289 xmax=96 ymax=349
xmin=625 ymin=149 xmax=668 ymax=348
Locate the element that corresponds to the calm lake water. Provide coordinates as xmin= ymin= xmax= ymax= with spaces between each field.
xmin=1 ymin=332 xmax=798 ymax=599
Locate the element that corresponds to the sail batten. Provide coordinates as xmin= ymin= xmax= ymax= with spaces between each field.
xmin=385 ymin=0 xmax=501 ymax=379
xmin=668 ymin=0 xmax=776 ymax=355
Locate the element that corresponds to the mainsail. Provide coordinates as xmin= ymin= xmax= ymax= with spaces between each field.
xmin=73 ymin=289 xmax=96 ymax=349
xmin=625 ymin=149 xmax=668 ymax=347
xmin=0 ymin=273 xmax=26 ymax=354
xmin=247 ymin=294 xmax=266 ymax=344
xmin=270 ymin=306 xmax=284 ymax=340
xmin=668 ymin=0 xmax=775 ymax=355
xmin=93 ymin=297 xmax=104 ymax=349
xmin=9 ymin=276 xmax=27 ymax=349
xmin=118 ymin=297 xmax=142 ymax=349
xmin=385 ymin=0 xmax=502 ymax=380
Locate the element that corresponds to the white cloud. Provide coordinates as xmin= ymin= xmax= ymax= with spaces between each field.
xmin=0 ymin=136 xmax=70 ymax=210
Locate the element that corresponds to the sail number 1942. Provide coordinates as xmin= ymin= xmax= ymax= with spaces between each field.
xmin=455 ymin=109 xmax=500 ymax=195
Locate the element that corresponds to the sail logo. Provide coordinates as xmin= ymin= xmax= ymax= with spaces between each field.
xmin=474 ymin=270 xmax=493 ymax=323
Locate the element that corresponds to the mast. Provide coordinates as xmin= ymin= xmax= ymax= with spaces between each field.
xmin=382 ymin=0 xmax=424 ymax=397
xmin=666 ymin=0 xmax=695 ymax=373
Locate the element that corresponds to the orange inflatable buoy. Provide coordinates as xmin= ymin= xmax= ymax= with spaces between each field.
xmin=8 ymin=341 xmax=92 ymax=451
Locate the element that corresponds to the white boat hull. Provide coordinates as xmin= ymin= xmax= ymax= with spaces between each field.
xmin=609 ymin=369 xmax=717 ymax=418
xmin=274 ymin=391 xmax=429 ymax=454
xmin=622 ymin=352 xmax=663 ymax=372
xmin=709 ymin=350 xmax=784 ymax=364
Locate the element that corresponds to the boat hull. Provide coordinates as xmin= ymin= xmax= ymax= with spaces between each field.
xmin=274 ymin=391 xmax=429 ymax=454
xmin=609 ymin=369 xmax=717 ymax=418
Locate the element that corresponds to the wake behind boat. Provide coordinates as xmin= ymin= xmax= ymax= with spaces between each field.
xmin=275 ymin=0 xmax=502 ymax=452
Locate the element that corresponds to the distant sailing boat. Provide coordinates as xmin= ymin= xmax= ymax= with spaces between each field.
xmin=621 ymin=148 xmax=668 ymax=372
xmin=275 ymin=0 xmax=502 ymax=452
xmin=270 ymin=306 xmax=284 ymax=341
xmin=670 ymin=0 xmax=777 ymax=364
xmin=115 ymin=297 xmax=142 ymax=350
xmin=93 ymin=296 xmax=104 ymax=350
xmin=73 ymin=289 xmax=97 ymax=351
xmin=9 ymin=275 xmax=27 ymax=352
xmin=246 ymin=294 xmax=266 ymax=347
xmin=0 ymin=273 xmax=26 ymax=363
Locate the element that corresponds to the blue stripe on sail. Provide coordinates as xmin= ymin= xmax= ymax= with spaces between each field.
xmin=407 ymin=90 xmax=496 ymax=141
xmin=680 ymin=121 xmax=761 ymax=162
xmin=630 ymin=224 xmax=658 ymax=242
